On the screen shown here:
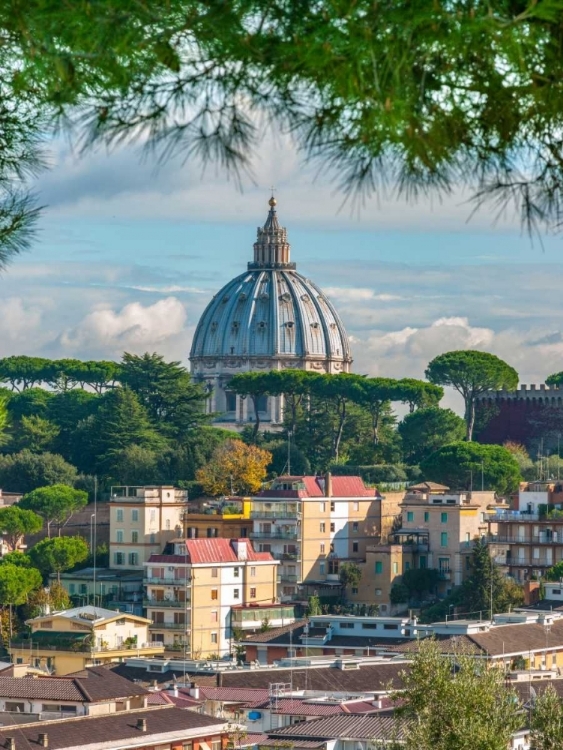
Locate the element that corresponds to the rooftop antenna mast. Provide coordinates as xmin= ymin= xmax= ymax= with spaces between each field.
xmin=93 ymin=475 xmax=97 ymax=613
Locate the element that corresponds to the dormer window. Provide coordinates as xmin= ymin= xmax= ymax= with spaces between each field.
xmin=286 ymin=321 xmax=294 ymax=328
xmin=311 ymin=322 xmax=320 ymax=329
xmin=258 ymin=321 xmax=267 ymax=330
xmin=231 ymin=321 xmax=240 ymax=333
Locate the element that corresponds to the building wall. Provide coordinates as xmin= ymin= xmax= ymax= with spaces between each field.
xmin=109 ymin=487 xmax=187 ymax=570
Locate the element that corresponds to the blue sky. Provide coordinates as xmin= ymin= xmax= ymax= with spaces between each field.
xmin=4 ymin=132 xmax=563 ymax=414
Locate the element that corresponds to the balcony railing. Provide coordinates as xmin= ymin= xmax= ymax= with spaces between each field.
xmin=250 ymin=510 xmax=299 ymax=520
xmin=279 ymin=573 xmax=299 ymax=582
xmin=495 ymin=536 xmax=563 ymax=545
xmin=144 ymin=599 xmax=190 ymax=609
xmin=150 ymin=622 xmax=189 ymax=630
xmin=280 ymin=552 xmax=301 ymax=562
xmin=145 ymin=577 xmax=191 ymax=585
xmin=250 ymin=530 xmax=298 ymax=540
xmin=10 ymin=639 xmax=164 ymax=653
xmin=489 ymin=512 xmax=541 ymax=522
xmin=505 ymin=557 xmax=555 ymax=567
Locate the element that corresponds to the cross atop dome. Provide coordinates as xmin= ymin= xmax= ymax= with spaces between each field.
xmin=249 ymin=194 xmax=295 ymax=270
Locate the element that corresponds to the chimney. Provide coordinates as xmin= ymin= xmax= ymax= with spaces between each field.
xmin=7 ymin=738 xmax=15 ymax=750
xmin=38 ymin=735 xmax=48 ymax=748
xmin=136 ymin=719 xmax=147 ymax=732
xmin=189 ymin=685 xmax=200 ymax=700
xmin=217 ymin=672 xmax=223 ymax=687
xmin=325 ymin=472 xmax=332 ymax=498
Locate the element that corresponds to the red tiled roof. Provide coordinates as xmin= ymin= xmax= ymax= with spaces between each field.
xmin=301 ymin=476 xmax=374 ymax=498
xmin=149 ymin=539 xmax=274 ymax=566
xmin=246 ymin=697 xmax=382 ymax=716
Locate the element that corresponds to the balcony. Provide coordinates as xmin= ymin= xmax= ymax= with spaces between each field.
xmin=250 ymin=508 xmax=299 ymax=520
xmin=279 ymin=573 xmax=299 ymax=582
xmin=438 ymin=570 xmax=451 ymax=580
xmin=250 ymin=530 xmax=298 ymax=540
xmin=495 ymin=535 xmax=563 ymax=545
xmin=146 ymin=577 xmax=191 ymax=585
xmin=150 ymin=622 xmax=189 ymax=630
xmin=144 ymin=599 xmax=190 ymax=609
xmin=489 ymin=512 xmax=541 ymax=522
xmin=505 ymin=557 xmax=555 ymax=567
xmin=280 ymin=552 xmax=301 ymax=562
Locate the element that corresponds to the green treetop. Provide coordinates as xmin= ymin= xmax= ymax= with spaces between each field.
xmin=20 ymin=484 xmax=88 ymax=538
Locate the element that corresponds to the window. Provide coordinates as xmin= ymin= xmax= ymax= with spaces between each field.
xmin=128 ymin=552 xmax=139 ymax=565
xmin=234 ymin=567 xmax=240 ymax=577
xmin=330 ymin=522 xmax=335 ymax=532
xmin=404 ymin=561 xmax=411 ymax=571
xmin=207 ymin=527 xmax=218 ymax=538
xmin=352 ymin=542 xmax=358 ymax=552
xmin=174 ymin=612 xmax=186 ymax=625
xmin=114 ymin=552 xmax=124 ymax=565
xmin=352 ymin=587 xmax=358 ymax=594
xmin=352 ymin=522 xmax=358 ymax=533
xmin=362 ymin=623 xmax=378 ymax=630
xmin=440 ymin=532 xmax=448 ymax=547
xmin=328 ymin=560 xmax=339 ymax=575
xmin=131 ymin=531 xmax=138 ymax=543
xmin=330 ymin=501 xmax=335 ymax=512
xmin=320 ymin=543 xmax=326 ymax=554
xmin=375 ymin=561 xmax=383 ymax=574
xmin=234 ymin=588 xmax=240 ymax=599
xmin=211 ymin=589 xmax=218 ymax=600
xmin=211 ymin=610 xmax=218 ymax=622
xmin=212 ymin=568 xmax=218 ymax=578
xmin=320 ymin=502 xmax=326 ymax=512
xmin=392 ymin=562 xmax=398 ymax=574
xmin=407 ymin=511 xmax=414 ymax=522
xmin=131 ymin=509 xmax=139 ymax=522
xmin=320 ymin=522 xmax=325 ymax=533
xmin=250 ymin=567 xmax=256 ymax=577
xmin=319 ymin=562 xmax=325 ymax=574
xmin=211 ymin=632 xmax=218 ymax=644
xmin=116 ymin=508 xmax=123 ymax=522
xmin=79 ymin=584 xmax=87 ymax=594
xmin=116 ymin=530 xmax=123 ymax=543
xmin=212 ymin=739 xmax=221 ymax=750
xmin=441 ymin=512 xmax=448 ymax=523
xmin=183 ymin=742 xmax=193 ymax=750
xmin=353 ymin=501 xmax=359 ymax=511
xmin=150 ymin=509 xmax=156 ymax=523
xmin=424 ymin=512 xmax=429 ymax=522
xmin=250 ymin=587 xmax=256 ymax=599
xmin=150 ymin=533 xmax=156 ymax=544
xmin=384 ymin=623 xmax=399 ymax=630
xmin=553 ymin=589 xmax=562 ymax=595
xmin=6 ymin=703 xmax=24 ymax=712
xmin=69 ymin=583 xmax=76 ymax=594
xmin=419 ymin=555 xmax=427 ymax=569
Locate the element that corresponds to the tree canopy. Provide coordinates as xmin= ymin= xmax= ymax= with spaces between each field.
xmin=0 ymin=507 xmax=42 ymax=551
xmin=28 ymin=536 xmax=89 ymax=582
xmin=0 ymin=450 xmax=78 ymax=493
xmin=420 ymin=441 xmax=522 ymax=495
xmin=20 ymin=484 xmax=87 ymax=537
xmin=196 ymin=439 xmax=272 ymax=496
xmin=426 ymin=351 xmax=518 ymax=440
xmin=6 ymin=2 xmax=563 ymax=261
xmin=399 ymin=407 xmax=466 ymax=463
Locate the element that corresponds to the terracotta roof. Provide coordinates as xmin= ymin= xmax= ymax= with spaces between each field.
xmin=245 ymin=698 xmax=380 ymax=717
xmin=0 ymin=706 xmax=226 ymax=750
xmin=301 ymin=477 xmax=374 ymax=498
xmin=219 ymin=663 xmax=409 ymax=693
xmin=407 ymin=481 xmax=450 ymax=491
xmin=245 ymin=620 xmax=307 ymax=643
xmin=0 ymin=667 xmax=148 ymax=703
xmin=149 ymin=539 xmax=274 ymax=566
xmin=268 ymin=714 xmax=404 ymax=741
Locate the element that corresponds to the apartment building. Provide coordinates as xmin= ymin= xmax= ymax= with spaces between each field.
xmin=144 ymin=538 xmax=279 ymax=657
xmin=109 ymin=486 xmax=188 ymax=570
xmin=9 ymin=606 xmax=163 ymax=675
xmin=361 ymin=484 xmax=504 ymax=612
xmin=249 ymin=474 xmax=399 ymax=601
xmin=183 ymin=500 xmax=252 ymax=540
xmin=489 ymin=481 xmax=563 ymax=580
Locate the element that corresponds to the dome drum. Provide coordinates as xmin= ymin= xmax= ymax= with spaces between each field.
xmin=189 ymin=199 xmax=352 ymax=427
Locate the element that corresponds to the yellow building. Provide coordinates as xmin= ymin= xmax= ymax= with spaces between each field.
xmin=109 ymin=485 xmax=188 ymax=570
xmin=249 ymin=474 xmax=401 ymax=602
xmin=9 ymin=605 xmax=163 ymax=675
xmin=358 ymin=484 xmax=506 ymax=613
xmin=145 ymin=537 xmax=279 ymax=657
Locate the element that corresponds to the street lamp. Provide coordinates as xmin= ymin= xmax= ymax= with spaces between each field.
xmin=90 ymin=514 xmax=95 ymax=605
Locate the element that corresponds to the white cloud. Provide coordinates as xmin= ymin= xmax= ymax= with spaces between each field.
xmin=60 ymin=297 xmax=188 ymax=356
xmin=0 ymin=298 xmax=44 ymax=352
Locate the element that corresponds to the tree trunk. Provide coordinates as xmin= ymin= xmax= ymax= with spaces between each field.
xmin=332 ymin=399 xmax=347 ymax=461
xmin=466 ymin=399 xmax=476 ymax=441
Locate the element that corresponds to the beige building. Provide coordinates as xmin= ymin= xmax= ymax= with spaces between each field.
xmin=144 ymin=537 xmax=279 ymax=657
xmin=109 ymin=486 xmax=188 ymax=570
xmin=9 ymin=605 xmax=163 ymax=675
xmin=359 ymin=483 xmax=506 ymax=613
xmin=249 ymin=474 xmax=400 ymax=602
xmin=183 ymin=500 xmax=252 ymax=540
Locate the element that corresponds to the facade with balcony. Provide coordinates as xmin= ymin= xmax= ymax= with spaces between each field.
xmin=144 ymin=537 xmax=278 ymax=657
xmin=250 ymin=474 xmax=392 ymax=603
xmin=488 ymin=483 xmax=563 ymax=579
xmin=9 ymin=605 xmax=163 ymax=676
xmin=358 ymin=485 xmax=504 ymax=613
xmin=182 ymin=499 xmax=252 ymax=541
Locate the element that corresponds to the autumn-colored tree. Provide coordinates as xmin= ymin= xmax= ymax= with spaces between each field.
xmin=196 ymin=439 xmax=272 ymax=496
